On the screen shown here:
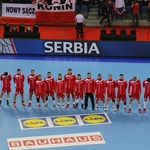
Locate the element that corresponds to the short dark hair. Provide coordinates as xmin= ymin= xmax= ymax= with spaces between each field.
xmin=31 ymin=69 xmax=35 ymax=72
xmin=17 ymin=69 xmax=21 ymax=72
xmin=47 ymin=72 xmax=51 ymax=74
xmin=120 ymin=74 xmax=124 ymax=77
xmin=98 ymin=74 xmax=101 ymax=76
xmin=58 ymin=73 xmax=62 ymax=76
xmin=87 ymin=72 xmax=91 ymax=75
xmin=38 ymin=74 xmax=42 ymax=77
xmin=77 ymin=74 xmax=81 ymax=76
xmin=68 ymin=68 xmax=72 ymax=71
xmin=4 ymin=72 xmax=8 ymax=76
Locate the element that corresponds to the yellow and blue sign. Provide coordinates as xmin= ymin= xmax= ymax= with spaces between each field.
xmin=21 ymin=118 xmax=49 ymax=129
xmin=18 ymin=113 xmax=111 ymax=130
xmin=51 ymin=116 xmax=79 ymax=126
xmin=80 ymin=114 xmax=109 ymax=124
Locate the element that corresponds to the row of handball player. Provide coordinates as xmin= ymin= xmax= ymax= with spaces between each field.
xmin=0 ymin=68 xmax=150 ymax=113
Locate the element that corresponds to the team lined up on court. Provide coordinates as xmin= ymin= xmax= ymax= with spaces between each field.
xmin=0 ymin=68 xmax=150 ymax=113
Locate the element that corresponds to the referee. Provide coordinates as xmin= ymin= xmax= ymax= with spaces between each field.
xmin=75 ymin=11 xmax=85 ymax=38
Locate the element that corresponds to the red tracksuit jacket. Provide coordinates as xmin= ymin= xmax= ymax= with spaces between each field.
xmin=44 ymin=76 xmax=55 ymax=92
xmin=1 ymin=74 xmax=12 ymax=88
xmin=75 ymin=79 xmax=84 ymax=93
xmin=128 ymin=78 xmax=141 ymax=95
xmin=95 ymin=79 xmax=106 ymax=94
xmin=64 ymin=73 xmax=76 ymax=89
xmin=116 ymin=79 xmax=127 ymax=95
xmin=84 ymin=78 xmax=95 ymax=93
xmin=13 ymin=73 xmax=25 ymax=89
xmin=35 ymin=79 xmax=46 ymax=94
xmin=105 ymin=79 xmax=116 ymax=95
xmin=27 ymin=74 xmax=38 ymax=90
xmin=55 ymin=79 xmax=65 ymax=94
xmin=143 ymin=79 xmax=150 ymax=95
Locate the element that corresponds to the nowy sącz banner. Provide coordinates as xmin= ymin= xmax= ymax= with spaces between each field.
xmin=2 ymin=3 xmax=36 ymax=18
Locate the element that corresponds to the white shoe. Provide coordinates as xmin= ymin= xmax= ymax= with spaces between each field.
xmin=104 ymin=107 xmax=108 ymax=111
xmin=95 ymin=107 xmax=98 ymax=110
xmin=36 ymin=105 xmax=40 ymax=109
xmin=62 ymin=105 xmax=65 ymax=108
xmin=113 ymin=108 xmax=116 ymax=112
xmin=57 ymin=104 xmax=60 ymax=108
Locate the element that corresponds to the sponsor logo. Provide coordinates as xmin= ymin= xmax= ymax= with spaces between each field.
xmin=82 ymin=114 xmax=106 ymax=124
xmin=7 ymin=132 xmax=105 ymax=150
xmin=18 ymin=113 xmax=111 ymax=130
xmin=80 ymin=114 xmax=110 ymax=125
xmin=21 ymin=118 xmax=49 ymax=129
xmin=44 ymin=41 xmax=100 ymax=55
xmin=52 ymin=116 xmax=78 ymax=126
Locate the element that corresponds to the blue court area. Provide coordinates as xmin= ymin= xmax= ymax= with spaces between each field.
xmin=1 ymin=55 xmax=150 ymax=150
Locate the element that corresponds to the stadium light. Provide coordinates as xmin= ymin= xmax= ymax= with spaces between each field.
xmin=19 ymin=24 xmax=25 ymax=33
xmin=33 ymin=24 xmax=39 ymax=33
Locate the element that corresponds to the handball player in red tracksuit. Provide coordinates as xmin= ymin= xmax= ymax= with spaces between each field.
xmin=95 ymin=74 xmax=106 ymax=111
xmin=128 ymin=76 xmax=142 ymax=113
xmin=55 ymin=73 xmax=65 ymax=108
xmin=35 ymin=74 xmax=47 ymax=109
xmin=13 ymin=69 xmax=26 ymax=108
xmin=64 ymin=68 xmax=76 ymax=108
xmin=44 ymin=72 xmax=56 ymax=107
xmin=0 ymin=72 xmax=12 ymax=106
xmin=116 ymin=74 xmax=127 ymax=112
xmin=27 ymin=69 xmax=38 ymax=107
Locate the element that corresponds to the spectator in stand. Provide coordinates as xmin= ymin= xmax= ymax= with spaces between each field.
xmin=83 ymin=0 xmax=90 ymax=12
xmin=148 ymin=0 xmax=150 ymax=21
xmin=115 ymin=0 xmax=125 ymax=21
xmin=97 ymin=0 xmax=104 ymax=18
xmin=107 ymin=0 xmax=115 ymax=21
xmin=76 ymin=0 xmax=83 ymax=12
xmin=100 ymin=0 xmax=111 ymax=27
xmin=131 ymin=0 xmax=139 ymax=27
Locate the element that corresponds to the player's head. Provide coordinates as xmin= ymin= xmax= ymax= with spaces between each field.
xmin=77 ymin=74 xmax=81 ymax=79
xmin=68 ymin=68 xmax=72 ymax=74
xmin=108 ymin=74 xmax=112 ymax=80
xmin=38 ymin=74 xmax=42 ymax=80
xmin=119 ymin=74 xmax=124 ymax=80
xmin=58 ymin=73 xmax=62 ymax=79
xmin=87 ymin=72 xmax=91 ymax=78
xmin=17 ymin=69 xmax=21 ymax=74
xmin=147 ymin=78 xmax=150 ymax=82
xmin=133 ymin=76 xmax=137 ymax=81
xmin=47 ymin=72 xmax=51 ymax=77
xmin=4 ymin=72 xmax=8 ymax=76
xmin=98 ymin=74 xmax=102 ymax=79
xmin=31 ymin=69 xmax=35 ymax=75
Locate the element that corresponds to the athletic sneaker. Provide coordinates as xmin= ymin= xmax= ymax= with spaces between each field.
xmin=104 ymin=107 xmax=108 ymax=111
xmin=36 ymin=104 xmax=40 ymax=109
xmin=44 ymin=104 xmax=48 ymax=110
xmin=73 ymin=104 xmax=76 ymax=109
xmin=128 ymin=109 xmax=131 ymax=113
xmin=139 ymin=109 xmax=142 ymax=113
xmin=65 ymin=104 xmax=69 ymax=108
xmin=143 ymin=108 xmax=146 ymax=113
xmin=57 ymin=104 xmax=60 ymax=108
xmin=62 ymin=105 xmax=65 ymax=108
xmin=13 ymin=103 xmax=16 ymax=108
xmin=22 ymin=102 xmax=26 ymax=106
xmin=76 ymin=103 xmax=78 ymax=108
xmin=95 ymin=107 xmax=98 ymax=110
xmin=28 ymin=103 xmax=31 ymax=107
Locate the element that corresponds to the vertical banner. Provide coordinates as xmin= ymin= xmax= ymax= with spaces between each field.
xmin=35 ymin=2 xmax=76 ymax=23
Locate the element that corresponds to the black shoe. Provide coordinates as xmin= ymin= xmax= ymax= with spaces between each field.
xmin=84 ymin=107 xmax=87 ymax=110
xmin=76 ymin=103 xmax=78 ymax=108
xmin=81 ymin=104 xmax=84 ymax=109
xmin=92 ymin=108 xmax=95 ymax=111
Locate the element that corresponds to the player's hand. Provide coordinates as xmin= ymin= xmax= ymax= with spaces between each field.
xmin=128 ymin=94 xmax=131 ymax=98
